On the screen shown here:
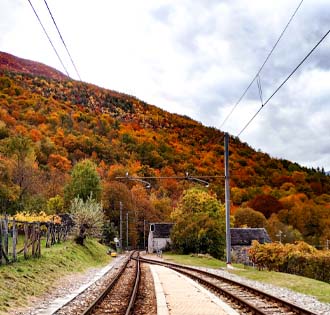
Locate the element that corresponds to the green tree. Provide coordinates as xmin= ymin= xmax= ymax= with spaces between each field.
xmin=64 ymin=159 xmax=101 ymax=203
xmin=47 ymin=195 xmax=64 ymax=214
xmin=234 ymin=207 xmax=267 ymax=228
xmin=171 ymin=187 xmax=226 ymax=259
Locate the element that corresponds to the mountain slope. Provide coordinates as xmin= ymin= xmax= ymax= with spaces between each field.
xmin=0 ymin=51 xmax=68 ymax=81
xmin=0 ymin=51 xmax=329 ymax=246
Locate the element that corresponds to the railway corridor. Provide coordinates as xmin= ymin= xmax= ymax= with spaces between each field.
xmin=150 ymin=264 xmax=238 ymax=315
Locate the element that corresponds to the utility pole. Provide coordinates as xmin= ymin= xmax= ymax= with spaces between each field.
xmin=126 ymin=212 xmax=129 ymax=250
xmin=143 ymin=219 xmax=146 ymax=251
xmin=119 ymin=201 xmax=123 ymax=252
xmin=276 ymin=230 xmax=285 ymax=244
xmin=224 ymin=133 xmax=232 ymax=266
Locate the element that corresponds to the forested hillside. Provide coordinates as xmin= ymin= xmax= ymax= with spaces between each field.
xmin=0 ymin=51 xmax=329 ymax=248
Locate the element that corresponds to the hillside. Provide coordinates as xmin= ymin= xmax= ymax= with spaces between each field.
xmin=0 ymin=51 xmax=329 ymax=247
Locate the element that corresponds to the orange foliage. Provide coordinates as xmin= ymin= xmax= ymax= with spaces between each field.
xmin=47 ymin=154 xmax=71 ymax=171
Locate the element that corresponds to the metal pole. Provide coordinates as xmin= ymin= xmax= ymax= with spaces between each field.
xmin=143 ymin=219 xmax=146 ymax=251
xmin=224 ymin=133 xmax=232 ymax=265
xmin=119 ymin=201 xmax=123 ymax=251
xmin=126 ymin=212 xmax=129 ymax=250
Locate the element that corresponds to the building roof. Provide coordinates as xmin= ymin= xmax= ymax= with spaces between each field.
xmin=230 ymin=228 xmax=271 ymax=246
xmin=150 ymin=223 xmax=174 ymax=238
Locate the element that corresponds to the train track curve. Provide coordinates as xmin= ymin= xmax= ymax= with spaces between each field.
xmin=139 ymin=256 xmax=318 ymax=315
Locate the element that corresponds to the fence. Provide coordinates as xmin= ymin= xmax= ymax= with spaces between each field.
xmin=0 ymin=215 xmax=70 ymax=265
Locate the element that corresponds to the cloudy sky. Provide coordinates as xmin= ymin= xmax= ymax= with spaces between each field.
xmin=1 ymin=0 xmax=330 ymax=170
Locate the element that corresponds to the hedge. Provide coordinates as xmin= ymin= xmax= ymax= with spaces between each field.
xmin=248 ymin=241 xmax=330 ymax=283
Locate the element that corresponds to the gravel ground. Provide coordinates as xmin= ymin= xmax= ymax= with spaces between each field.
xmin=8 ymin=255 xmax=127 ymax=315
xmin=133 ymin=264 xmax=157 ymax=315
xmin=196 ymin=266 xmax=330 ymax=315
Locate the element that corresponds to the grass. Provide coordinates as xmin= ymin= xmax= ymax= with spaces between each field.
xmin=163 ymin=252 xmax=229 ymax=268
xmin=0 ymin=238 xmax=111 ymax=314
xmin=231 ymin=268 xmax=330 ymax=304
xmin=162 ymin=253 xmax=330 ymax=304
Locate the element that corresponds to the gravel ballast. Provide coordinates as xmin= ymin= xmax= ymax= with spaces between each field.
xmin=196 ymin=266 xmax=330 ymax=315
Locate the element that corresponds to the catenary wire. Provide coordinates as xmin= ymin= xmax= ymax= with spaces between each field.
xmin=27 ymin=0 xmax=70 ymax=77
xmin=237 ymin=28 xmax=330 ymax=137
xmin=43 ymin=0 xmax=82 ymax=81
xmin=219 ymin=0 xmax=304 ymax=129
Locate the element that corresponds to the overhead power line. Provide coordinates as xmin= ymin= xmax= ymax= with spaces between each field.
xmin=237 ymin=28 xmax=330 ymax=137
xmin=27 ymin=0 xmax=70 ymax=77
xmin=43 ymin=0 xmax=82 ymax=81
xmin=219 ymin=0 xmax=304 ymax=129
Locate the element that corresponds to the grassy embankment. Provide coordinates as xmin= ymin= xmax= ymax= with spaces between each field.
xmin=163 ymin=253 xmax=330 ymax=304
xmin=0 ymin=238 xmax=111 ymax=314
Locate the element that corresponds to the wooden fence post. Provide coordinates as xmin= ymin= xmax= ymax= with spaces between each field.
xmin=4 ymin=214 xmax=8 ymax=257
xmin=31 ymin=224 xmax=36 ymax=257
xmin=63 ymin=225 xmax=68 ymax=241
xmin=24 ymin=223 xmax=28 ymax=259
xmin=0 ymin=219 xmax=3 ymax=264
xmin=57 ymin=225 xmax=60 ymax=243
xmin=12 ymin=219 xmax=17 ymax=262
xmin=37 ymin=223 xmax=41 ymax=258
xmin=46 ymin=223 xmax=51 ymax=248
xmin=51 ymin=223 xmax=56 ymax=245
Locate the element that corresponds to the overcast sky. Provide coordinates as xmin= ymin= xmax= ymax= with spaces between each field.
xmin=1 ymin=0 xmax=330 ymax=170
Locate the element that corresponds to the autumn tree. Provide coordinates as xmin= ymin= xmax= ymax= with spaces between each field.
xmin=248 ymin=194 xmax=283 ymax=218
xmin=234 ymin=207 xmax=266 ymax=228
xmin=64 ymin=159 xmax=101 ymax=203
xmin=0 ymin=156 xmax=19 ymax=213
xmin=266 ymin=213 xmax=302 ymax=243
xmin=0 ymin=135 xmax=38 ymax=210
xmin=171 ymin=187 xmax=226 ymax=259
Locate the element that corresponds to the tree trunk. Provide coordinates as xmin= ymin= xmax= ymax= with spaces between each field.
xmin=75 ymin=225 xmax=86 ymax=245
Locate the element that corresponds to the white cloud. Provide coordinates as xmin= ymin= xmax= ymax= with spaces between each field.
xmin=1 ymin=0 xmax=330 ymax=169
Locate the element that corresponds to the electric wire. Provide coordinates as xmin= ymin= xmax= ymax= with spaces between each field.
xmin=257 ymin=75 xmax=264 ymax=107
xmin=237 ymin=28 xmax=330 ymax=137
xmin=43 ymin=0 xmax=82 ymax=81
xmin=27 ymin=0 xmax=70 ymax=77
xmin=219 ymin=0 xmax=304 ymax=129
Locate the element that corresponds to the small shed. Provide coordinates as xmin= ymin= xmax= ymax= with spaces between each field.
xmin=147 ymin=223 xmax=174 ymax=254
xmin=230 ymin=228 xmax=271 ymax=264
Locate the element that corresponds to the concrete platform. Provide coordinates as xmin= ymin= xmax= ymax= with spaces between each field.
xmin=150 ymin=264 xmax=239 ymax=315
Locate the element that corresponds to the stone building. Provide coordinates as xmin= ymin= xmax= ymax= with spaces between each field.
xmin=230 ymin=228 xmax=271 ymax=264
xmin=147 ymin=223 xmax=174 ymax=253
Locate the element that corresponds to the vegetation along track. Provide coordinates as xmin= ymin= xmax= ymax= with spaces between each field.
xmin=140 ymin=257 xmax=317 ymax=315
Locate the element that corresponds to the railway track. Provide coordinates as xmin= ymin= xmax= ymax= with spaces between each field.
xmin=54 ymin=251 xmax=142 ymax=315
xmin=82 ymin=251 xmax=140 ymax=315
xmin=139 ymin=256 xmax=318 ymax=315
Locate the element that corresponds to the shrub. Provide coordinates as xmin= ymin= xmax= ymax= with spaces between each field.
xmin=249 ymin=241 xmax=330 ymax=283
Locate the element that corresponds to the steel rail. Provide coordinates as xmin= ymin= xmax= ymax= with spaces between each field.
xmin=140 ymin=257 xmax=317 ymax=315
xmin=82 ymin=251 xmax=138 ymax=315
xmin=125 ymin=252 xmax=141 ymax=315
